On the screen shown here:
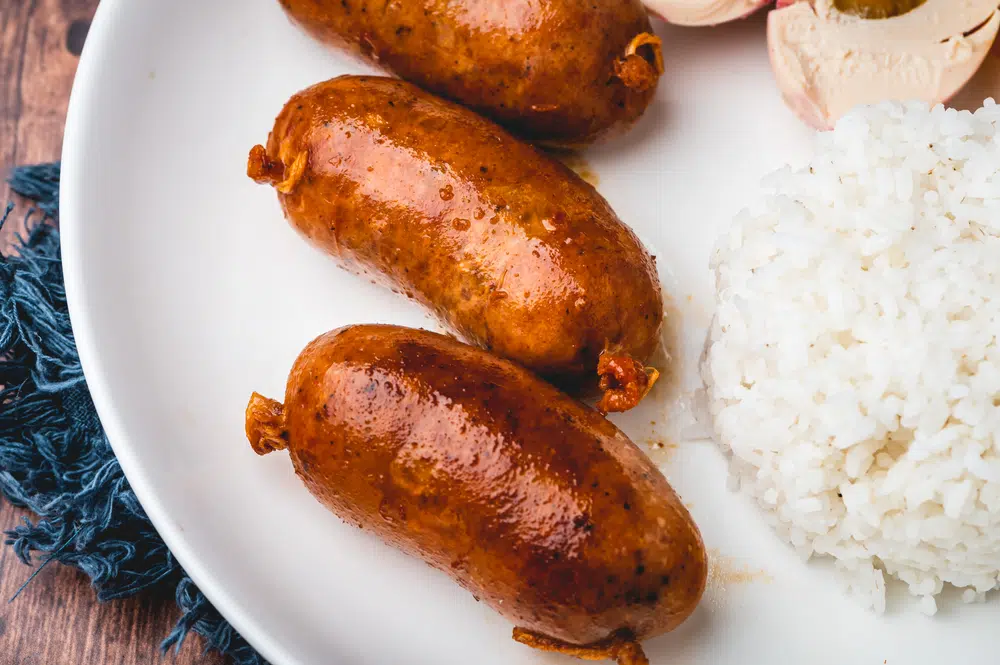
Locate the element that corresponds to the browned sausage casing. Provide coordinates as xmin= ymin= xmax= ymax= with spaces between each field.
xmin=247 ymin=325 xmax=706 ymax=664
xmin=275 ymin=0 xmax=663 ymax=144
xmin=248 ymin=76 xmax=664 ymax=412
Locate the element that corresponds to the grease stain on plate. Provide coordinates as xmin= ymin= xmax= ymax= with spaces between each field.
xmin=706 ymin=549 xmax=773 ymax=603
xmin=647 ymin=297 xmax=683 ymax=405
xmin=554 ymin=153 xmax=600 ymax=187
xmin=645 ymin=435 xmax=679 ymax=464
xmin=681 ymin=292 xmax=713 ymax=332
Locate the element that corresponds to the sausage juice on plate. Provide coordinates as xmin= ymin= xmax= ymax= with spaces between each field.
xmin=248 ymin=76 xmax=664 ymax=413
xmin=274 ymin=0 xmax=664 ymax=144
xmin=246 ymin=325 xmax=707 ymax=665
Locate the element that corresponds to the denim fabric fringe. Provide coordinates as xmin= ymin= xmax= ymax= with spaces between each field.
xmin=0 ymin=163 xmax=264 ymax=665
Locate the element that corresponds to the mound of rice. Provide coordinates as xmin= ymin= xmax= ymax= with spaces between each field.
xmin=703 ymin=100 xmax=1000 ymax=615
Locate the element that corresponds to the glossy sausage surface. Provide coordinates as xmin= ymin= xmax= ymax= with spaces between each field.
xmin=275 ymin=0 xmax=663 ymax=144
xmin=248 ymin=76 xmax=664 ymax=412
xmin=247 ymin=325 xmax=706 ymax=663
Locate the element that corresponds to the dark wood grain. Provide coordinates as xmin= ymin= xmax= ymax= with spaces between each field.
xmin=0 ymin=1 xmax=226 ymax=663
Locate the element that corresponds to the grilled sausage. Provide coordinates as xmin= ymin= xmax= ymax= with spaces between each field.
xmin=246 ymin=324 xmax=706 ymax=664
xmin=248 ymin=76 xmax=664 ymax=413
xmin=274 ymin=0 xmax=663 ymax=145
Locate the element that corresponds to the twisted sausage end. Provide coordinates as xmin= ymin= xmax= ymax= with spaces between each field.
xmin=512 ymin=627 xmax=650 ymax=665
xmin=596 ymin=350 xmax=660 ymax=414
xmin=614 ymin=32 xmax=664 ymax=93
xmin=247 ymin=145 xmax=284 ymax=185
xmin=246 ymin=392 xmax=288 ymax=455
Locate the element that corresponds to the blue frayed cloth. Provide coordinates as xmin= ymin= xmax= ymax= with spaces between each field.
xmin=0 ymin=163 xmax=264 ymax=664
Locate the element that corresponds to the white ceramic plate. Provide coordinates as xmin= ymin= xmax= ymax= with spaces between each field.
xmin=60 ymin=1 xmax=1000 ymax=663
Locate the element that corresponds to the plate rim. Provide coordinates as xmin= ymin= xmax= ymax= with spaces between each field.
xmin=59 ymin=1 xmax=293 ymax=663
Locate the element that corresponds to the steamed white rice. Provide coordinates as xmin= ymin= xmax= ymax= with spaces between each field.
xmin=703 ymin=100 xmax=1000 ymax=614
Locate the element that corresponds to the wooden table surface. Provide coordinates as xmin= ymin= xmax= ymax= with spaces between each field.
xmin=0 ymin=2 xmax=226 ymax=663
